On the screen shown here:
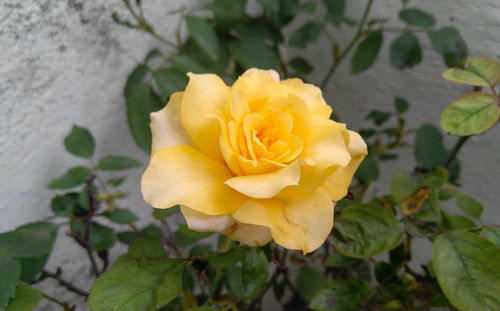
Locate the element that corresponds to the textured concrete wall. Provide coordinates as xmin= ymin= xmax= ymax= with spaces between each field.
xmin=1 ymin=0 xmax=499 ymax=310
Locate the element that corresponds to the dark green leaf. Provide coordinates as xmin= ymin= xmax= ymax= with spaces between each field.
xmin=152 ymin=206 xmax=180 ymax=221
xmin=204 ymin=0 xmax=246 ymax=22
xmin=5 ymin=282 xmax=42 ymax=311
xmin=98 ymin=156 xmax=140 ymax=170
xmin=428 ymin=27 xmax=468 ymax=68
xmin=125 ymin=64 xmax=149 ymax=98
xmin=325 ymin=253 xmax=358 ymax=267
xmin=456 ymin=193 xmax=483 ymax=219
xmin=129 ymin=235 xmax=165 ymax=258
xmin=117 ymin=231 xmax=138 ymax=245
xmin=154 ymin=68 xmax=189 ymax=97
xmin=189 ymin=245 xmax=212 ymax=257
xmin=366 ymin=110 xmax=391 ymax=125
xmin=289 ymin=21 xmax=322 ymax=48
xmin=170 ymin=55 xmax=211 ymax=74
xmin=289 ymin=57 xmax=313 ymax=74
xmin=331 ymin=204 xmax=404 ymax=258
xmin=414 ymin=188 xmax=441 ymax=222
xmin=434 ymin=232 xmax=500 ymax=311
xmin=72 ymin=222 xmax=116 ymax=252
xmin=296 ymin=267 xmax=325 ymax=300
xmin=415 ymin=124 xmax=447 ymax=169
xmin=224 ymin=267 xmax=243 ymax=297
xmin=399 ymin=8 xmax=436 ymax=27
xmin=89 ymin=258 xmax=184 ymax=310
xmin=177 ymin=224 xmax=213 ymax=240
xmin=257 ymin=0 xmax=278 ymax=10
xmin=102 ymin=208 xmax=138 ymax=224
xmin=0 ymin=257 xmax=20 ymax=311
xmin=48 ymin=166 xmax=91 ymax=189
xmin=297 ymin=1 xmax=317 ymax=13
xmin=228 ymin=38 xmax=278 ymax=70
xmin=51 ymin=194 xmax=78 ymax=216
xmin=173 ymin=231 xmax=198 ymax=247
xmin=208 ymin=246 xmax=245 ymax=268
xmin=185 ymin=16 xmax=220 ymax=62
xmin=242 ymin=248 xmax=269 ymax=299
xmin=390 ymin=33 xmax=422 ymax=69
xmin=280 ymin=0 xmax=299 ymax=16
xmin=64 ymin=125 xmax=95 ymax=158
xmin=351 ymin=31 xmax=383 ymax=74
xmin=323 ymin=0 xmax=345 ymax=25
xmin=440 ymin=92 xmax=500 ymax=136
xmin=310 ymin=278 xmax=372 ymax=311
xmin=482 ymin=227 xmax=500 ymax=246
xmin=391 ymin=170 xmax=418 ymax=202
xmin=394 ymin=97 xmax=408 ymax=114
xmin=0 ymin=226 xmax=55 ymax=259
xmin=107 ymin=177 xmax=125 ymax=187
xmin=144 ymin=49 xmax=161 ymax=63
xmin=442 ymin=211 xmax=477 ymax=230
xmin=126 ymin=83 xmax=163 ymax=153
xmin=355 ymin=155 xmax=379 ymax=183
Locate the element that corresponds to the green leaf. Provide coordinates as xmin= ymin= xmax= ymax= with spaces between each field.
xmin=241 ymin=248 xmax=269 ymax=299
xmin=177 ymin=224 xmax=213 ymax=240
xmin=5 ymin=282 xmax=42 ymax=311
xmin=442 ymin=211 xmax=477 ymax=230
xmin=289 ymin=57 xmax=313 ymax=74
xmin=390 ymin=33 xmax=422 ymax=69
xmin=224 ymin=267 xmax=243 ymax=297
xmin=323 ymin=0 xmax=345 ymax=17
xmin=208 ymin=246 xmax=245 ymax=269
xmin=351 ymin=31 xmax=383 ymax=74
xmin=310 ymin=278 xmax=372 ymax=311
xmin=482 ymin=227 xmax=500 ymax=246
xmin=257 ymin=0 xmax=278 ymax=10
xmin=102 ymin=208 xmax=138 ymax=224
xmin=72 ymin=222 xmax=116 ymax=252
xmin=289 ymin=21 xmax=322 ymax=48
xmin=440 ymin=92 xmax=500 ymax=136
xmin=14 ymin=222 xmax=58 ymax=283
xmin=438 ymin=185 xmax=456 ymax=201
xmin=413 ymin=188 xmax=441 ymax=222
xmin=325 ymin=253 xmax=358 ymax=267
xmin=415 ymin=124 xmax=447 ymax=169
xmin=48 ymin=166 xmax=91 ymax=189
xmin=170 ymin=55 xmax=211 ymax=74
xmin=129 ymin=235 xmax=165 ymax=258
xmin=204 ymin=0 xmax=246 ymax=22
xmin=107 ymin=177 xmax=125 ymax=187
xmin=296 ymin=267 xmax=325 ymax=300
xmin=428 ymin=27 xmax=468 ymax=68
xmin=98 ymin=155 xmax=140 ymax=170
xmin=298 ymin=1 xmax=317 ymax=13
xmin=398 ymin=8 xmax=436 ymax=27
xmin=152 ymin=206 xmax=180 ymax=221
xmin=51 ymin=194 xmax=78 ymax=216
xmin=399 ymin=186 xmax=429 ymax=216
xmin=154 ymin=68 xmax=189 ymax=97
xmin=0 ymin=257 xmax=20 ymax=311
xmin=331 ymin=204 xmax=404 ymax=258
xmin=433 ymin=232 xmax=500 ymax=311
xmin=394 ymin=97 xmax=408 ymax=114
xmin=89 ymin=258 xmax=184 ymax=311
xmin=442 ymin=56 xmax=500 ymax=87
xmin=228 ymin=38 xmax=278 ymax=70
xmin=117 ymin=231 xmax=138 ymax=245
xmin=456 ymin=193 xmax=483 ymax=219
xmin=64 ymin=125 xmax=95 ymax=158
xmin=0 ymin=226 xmax=56 ymax=259
xmin=366 ymin=110 xmax=391 ymax=125
xmin=125 ymin=64 xmax=149 ymax=98
xmin=126 ymin=83 xmax=163 ymax=153
xmin=185 ymin=16 xmax=220 ymax=62
xmin=391 ymin=170 xmax=418 ymax=202
xmin=355 ymin=155 xmax=379 ymax=183
xmin=280 ymin=0 xmax=299 ymax=16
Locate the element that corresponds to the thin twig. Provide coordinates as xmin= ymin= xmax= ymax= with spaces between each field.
xmin=161 ymin=220 xmax=183 ymax=256
xmin=41 ymin=293 xmax=74 ymax=311
xmin=40 ymin=269 xmax=89 ymax=297
xmin=442 ymin=136 xmax=470 ymax=169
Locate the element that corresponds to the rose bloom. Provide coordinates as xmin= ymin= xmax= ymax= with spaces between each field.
xmin=142 ymin=69 xmax=367 ymax=254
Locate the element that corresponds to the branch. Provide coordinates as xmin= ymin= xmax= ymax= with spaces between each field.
xmin=40 ymin=269 xmax=90 ymax=297
xmin=442 ymin=136 xmax=470 ymax=169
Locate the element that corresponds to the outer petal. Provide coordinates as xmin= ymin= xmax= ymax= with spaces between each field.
xmin=232 ymin=188 xmax=334 ymax=254
xmin=225 ymin=158 xmax=313 ymax=199
xmin=150 ymin=92 xmax=194 ymax=152
xmin=181 ymin=206 xmax=272 ymax=246
xmin=321 ymin=130 xmax=367 ymax=201
xmin=142 ymin=145 xmax=245 ymax=215
xmin=232 ymin=69 xmax=283 ymax=103
xmin=181 ymin=73 xmax=229 ymax=161
xmin=280 ymin=78 xmax=332 ymax=118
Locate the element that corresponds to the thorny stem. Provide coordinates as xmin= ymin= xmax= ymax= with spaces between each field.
xmin=320 ymin=0 xmax=374 ymax=90
xmin=39 ymin=269 xmax=90 ymax=297
xmin=442 ymin=136 xmax=470 ymax=169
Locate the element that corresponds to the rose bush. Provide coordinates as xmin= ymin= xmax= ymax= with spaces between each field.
xmin=141 ymin=68 xmax=367 ymax=253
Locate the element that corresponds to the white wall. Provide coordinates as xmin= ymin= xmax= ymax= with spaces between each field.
xmin=1 ymin=0 xmax=499 ymax=310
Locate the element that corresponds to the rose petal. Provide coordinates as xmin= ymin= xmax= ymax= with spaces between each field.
xmin=142 ymin=145 xmax=244 ymax=215
xmin=223 ymin=222 xmax=272 ymax=246
xmin=181 ymin=73 xmax=229 ymax=161
xmin=150 ymin=92 xmax=194 ymax=152
xmin=280 ymin=78 xmax=332 ymax=118
xmin=321 ymin=130 xmax=367 ymax=200
xmin=225 ymin=158 xmax=313 ymax=199
xmin=232 ymin=188 xmax=334 ymax=254
xmin=233 ymin=69 xmax=283 ymax=104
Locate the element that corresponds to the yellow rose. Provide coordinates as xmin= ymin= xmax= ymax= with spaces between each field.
xmin=141 ymin=69 xmax=367 ymax=254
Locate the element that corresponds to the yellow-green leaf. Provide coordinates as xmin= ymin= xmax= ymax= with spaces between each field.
xmin=400 ymin=186 xmax=430 ymax=216
xmin=442 ymin=56 xmax=500 ymax=87
xmin=441 ymin=92 xmax=500 ymax=136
